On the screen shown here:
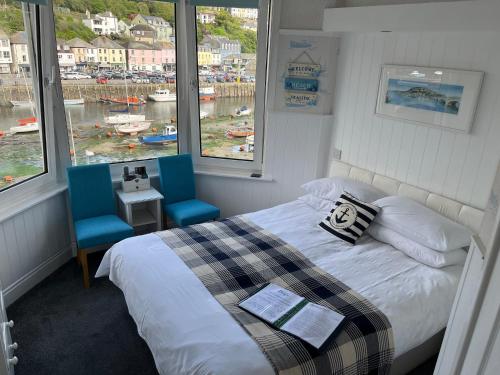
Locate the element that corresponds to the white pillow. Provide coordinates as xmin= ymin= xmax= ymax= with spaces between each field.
xmin=368 ymin=223 xmax=467 ymax=268
xmin=297 ymin=194 xmax=333 ymax=212
xmin=373 ymin=196 xmax=472 ymax=252
xmin=301 ymin=176 xmax=386 ymax=203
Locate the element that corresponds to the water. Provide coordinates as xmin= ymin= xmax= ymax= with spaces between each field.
xmin=0 ymin=96 xmax=255 ymax=131
xmin=0 ymin=96 xmax=255 ymax=188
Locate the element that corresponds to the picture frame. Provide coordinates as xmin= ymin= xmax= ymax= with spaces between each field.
xmin=375 ymin=64 xmax=484 ymax=133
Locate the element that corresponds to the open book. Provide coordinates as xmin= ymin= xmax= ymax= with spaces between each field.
xmin=238 ymin=283 xmax=346 ymax=351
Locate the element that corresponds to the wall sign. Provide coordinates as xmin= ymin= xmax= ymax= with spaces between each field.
xmin=284 ymin=77 xmax=319 ymax=92
xmin=287 ymin=62 xmax=321 ymax=78
xmin=285 ymin=92 xmax=318 ymax=107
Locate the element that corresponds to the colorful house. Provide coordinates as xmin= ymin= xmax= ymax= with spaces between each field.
xmin=197 ymin=44 xmax=213 ymax=67
xmin=155 ymin=41 xmax=176 ymax=71
xmin=124 ymin=41 xmax=163 ymax=72
xmin=67 ymin=38 xmax=98 ymax=71
xmin=91 ymin=36 xmax=125 ymax=69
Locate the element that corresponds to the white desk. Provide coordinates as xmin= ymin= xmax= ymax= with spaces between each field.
xmin=116 ymin=188 xmax=164 ymax=232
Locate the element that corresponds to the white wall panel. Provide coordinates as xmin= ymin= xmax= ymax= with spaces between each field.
xmin=331 ymin=31 xmax=500 ymax=209
xmin=0 ymin=192 xmax=72 ymax=306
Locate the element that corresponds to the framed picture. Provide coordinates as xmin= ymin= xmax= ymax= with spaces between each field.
xmin=375 ymin=65 xmax=484 ymax=132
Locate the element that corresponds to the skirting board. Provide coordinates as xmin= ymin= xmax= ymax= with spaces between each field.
xmin=3 ymin=247 xmax=72 ymax=307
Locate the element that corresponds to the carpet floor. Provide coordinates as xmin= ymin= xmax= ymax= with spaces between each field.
xmin=7 ymin=252 xmax=437 ymax=375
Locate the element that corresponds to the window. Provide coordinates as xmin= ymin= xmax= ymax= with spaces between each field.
xmin=52 ymin=0 xmax=178 ymax=167
xmin=190 ymin=1 xmax=269 ymax=169
xmin=0 ymin=1 xmax=47 ymax=192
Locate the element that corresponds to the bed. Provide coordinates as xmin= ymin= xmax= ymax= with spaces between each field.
xmin=96 ymin=160 xmax=484 ymax=375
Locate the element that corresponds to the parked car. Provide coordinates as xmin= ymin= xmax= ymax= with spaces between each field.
xmin=65 ymin=72 xmax=91 ymax=80
xmin=96 ymin=76 xmax=108 ymax=84
xmin=166 ymin=76 xmax=176 ymax=83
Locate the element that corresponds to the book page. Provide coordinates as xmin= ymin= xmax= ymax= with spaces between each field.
xmin=239 ymin=284 xmax=304 ymax=324
xmin=281 ymin=303 xmax=345 ymax=349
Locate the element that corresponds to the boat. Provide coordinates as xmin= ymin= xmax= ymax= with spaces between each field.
xmin=225 ymin=127 xmax=254 ymax=138
xmin=139 ymin=126 xmax=177 ymax=145
xmin=109 ymin=96 xmax=145 ymax=106
xmin=148 ymin=89 xmax=176 ymax=102
xmin=114 ymin=121 xmax=151 ymax=135
xmin=10 ymin=100 xmax=34 ymax=107
xmin=235 ymin=106 xmax=252 ymax=117
xmin=105 ymin=114 xmax=146 ymax=125
xmin=199 ymin=86 xmax=216 ymax=101
xmin=64 ymin=98 xmax=85 ymax=105
xmin=10 ymin=118 xmax=39 ymax=134
xmin=200 ymin=111 xmax=209 ymax=119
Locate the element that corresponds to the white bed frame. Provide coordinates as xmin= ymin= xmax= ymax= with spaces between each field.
xmin=328 ymin=160 xmax=485 ymax=233
xmin=328 ymin=160 xmax=486 ymax=374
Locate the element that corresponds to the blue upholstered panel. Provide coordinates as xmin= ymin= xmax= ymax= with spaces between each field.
xmin=166 ymin=199 xmax=220 ymax=226
xmin=67 ymin=163 xmax=117 ymax=222
xmin=158 ymin=154 xmax=196 ymax=205
xmin=74 ymin=215 xmax=134 ymax=249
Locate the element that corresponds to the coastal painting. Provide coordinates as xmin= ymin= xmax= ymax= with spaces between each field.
xmin=385 ymin=79 xmax=464 ymax=115
xmin=376 ymin=65 xmax=484 ymax=133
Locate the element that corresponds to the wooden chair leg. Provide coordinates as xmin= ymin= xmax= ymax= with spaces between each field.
xmin=76 ymin=250 xmax=81 ymax=266
xmin=78 ymin=250 xmax=90 ymax=289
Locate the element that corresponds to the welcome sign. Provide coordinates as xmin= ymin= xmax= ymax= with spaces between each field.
xmin=287 ymin=62 xmax=321 ymax=78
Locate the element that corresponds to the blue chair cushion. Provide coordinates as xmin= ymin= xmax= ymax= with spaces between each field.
xmin=75 ymin=215 xmax=134 ymax=249
xmin=166 ymin=199 xmax=220 ymax=227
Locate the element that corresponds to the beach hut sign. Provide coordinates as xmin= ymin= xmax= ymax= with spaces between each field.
xmin=284 ymin=77 xmax=319 ymax=92
xmin=285 ymin=92 xmax=318 ymax=107
xmin=287 ymin=62 xmax=321 ymax=78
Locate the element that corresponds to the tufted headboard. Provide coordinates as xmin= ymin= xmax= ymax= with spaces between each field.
xmin=328 ymin=160 xmax=485 ymax=233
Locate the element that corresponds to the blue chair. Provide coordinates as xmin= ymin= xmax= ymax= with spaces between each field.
xmin=67 ymin=163 xmax=134 ymax=288
xmin=158 ymin=154 xmax=220 ymax=227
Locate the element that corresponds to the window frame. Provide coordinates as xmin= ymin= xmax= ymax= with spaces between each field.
xmin=0 ymin=2 xmax=59 ymax=219
xmin=186 ymin=0 xmax=270 ymax=173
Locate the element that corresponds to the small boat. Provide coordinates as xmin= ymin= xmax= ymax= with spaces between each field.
xmin=64 ymin=98 xmax=85 ymax=105
xmin=225 ymin=128 xmax=254 ymax=138
xmin=10 ymin=100 xmax=34 ymax=108
xmin=99 ymin=96 xmax=111 ymax=103
xmin=109 ymin=96 xmax=145 ymax=106
xmin=105 ymin=114 xmax=146 ymax=125
xmin=139 ymin=125 xmax=177 ymax=145
xmin=149 ymin=89 xmax=176 ymax=102
xmin=200 ymin=111 xmax=209 ymax=119
xmin=114 ymin=121 xmax=151 ymax=135
xmin=235 ymin=106 xmax=252 ymax=117
xmin=199 ymin=87 xmax=216 ymax=101
xmin=10 ymin=119 xmax=39 ymax=133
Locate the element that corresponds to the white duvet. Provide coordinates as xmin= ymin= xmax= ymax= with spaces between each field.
xmin=96 ymin=200 xmax=463 ymax=375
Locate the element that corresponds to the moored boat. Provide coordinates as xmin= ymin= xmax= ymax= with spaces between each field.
xmin=139 ymin=125 xmax=177 ymax=145
xmin=114 ymin=121 xmax=151 ymax=135
xmin=200 ymin=111 xmax=209 ymax=119
xmin=148 ymin=89 xmax=176 ymax=102
xmin=225 ymin=127 xmax=254 ymax=138
xmin=10 ymin=118 xmax=39 ymax=133
xmin=110 ymin=96 xmax=145 ymax=106
xmin=64 ymin=98 xmax=85 ymax=105
xmin=199 ymin=86 xmax=216 ymax=101
xmin=10 ymin=100 xmax=34 ymax=108
xmin=235 ymin=105 xmax=252 ymax=117
xmin=105 ymin=114 xmax=146 ymax=125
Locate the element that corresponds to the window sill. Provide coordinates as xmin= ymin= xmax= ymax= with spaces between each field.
xmin=0 ymin=183 xmax=68 ymax=224
xmin=194 ymin=169 xmax=274 ymax=182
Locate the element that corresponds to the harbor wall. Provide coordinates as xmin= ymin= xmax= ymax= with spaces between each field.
xmin=0 ymin=82 xmax=256 ymax=106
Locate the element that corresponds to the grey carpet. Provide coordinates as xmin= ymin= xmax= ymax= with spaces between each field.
xmin=7 ymin=252 xmax=158 ymax=375
xmin=7 ymin=252 xmax=437 ymax=375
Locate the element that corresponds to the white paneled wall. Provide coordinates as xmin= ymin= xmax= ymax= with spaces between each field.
xmin=0 ymin=192 xmax=72 ymax=305
xmin=331 ymin=31 xmax=500 ymax=209
xmin=197 ymin=111 xmax=333 ymax=217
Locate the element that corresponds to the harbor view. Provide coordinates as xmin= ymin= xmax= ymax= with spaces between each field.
xmin=0 ymin=1 xmax=261 ymax=190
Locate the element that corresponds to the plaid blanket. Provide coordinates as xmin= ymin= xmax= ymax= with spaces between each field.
xmin=157 ymin=216 xmax=394 ymax=375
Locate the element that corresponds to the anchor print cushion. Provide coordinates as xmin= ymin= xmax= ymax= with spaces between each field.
xmin=319 ymin=192 xmax=380 ymax=244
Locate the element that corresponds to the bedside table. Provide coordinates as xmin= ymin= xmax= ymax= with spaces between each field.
xmin=116 ymin=188 xmax=164 ymax=232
